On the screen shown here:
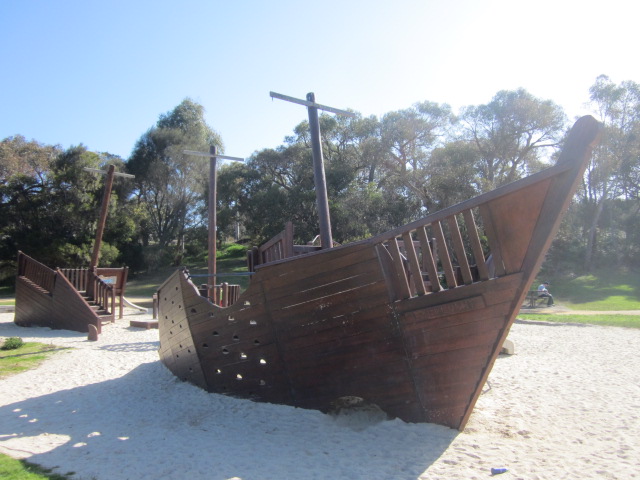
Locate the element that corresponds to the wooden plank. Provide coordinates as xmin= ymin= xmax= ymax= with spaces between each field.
xmin=447 ymin=215 xmax=473 ymax=285
xmin=484 ymin=180 xmax=549 ymax=274
xmin=387 ymin=237 xmax=411 ymax=299
xmin=268 ymin=280 xmax=389 ymax=330
xmin=403 ymin=315 xmax=506 ymax=356
xmin=462 ymin=209 xmax=490 ymax=281
xmin=432 ymin=221 xmax=457 ymax=288
xmin=394 ymin=272 xmax=523 ymax=316
xmin=416 ymin=227 xmax=441 ymax=292
xmin=402 ymin=232 xmax=427 ymax=295
xmin=278 ymin=312 xmax=396 ymax=357
xmin=402 ymin=301 xmax=511 ymax=335
xmin=264 ymin=258 xmax=383 ymax=310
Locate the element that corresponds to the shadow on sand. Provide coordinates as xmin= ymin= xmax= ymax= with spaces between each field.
xmin=1 ymin=360 xmax=458 ymax=479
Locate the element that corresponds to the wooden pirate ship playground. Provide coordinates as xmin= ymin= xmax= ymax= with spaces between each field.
xmin=156 ymin=111 xmax=601 ymax=430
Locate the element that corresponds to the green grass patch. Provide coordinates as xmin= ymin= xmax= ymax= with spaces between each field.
xmin=545 ymin=269 xmax=640 ymax=311
xmin=0 ymin=342 xmax=69 ymax=379
xmin=518 ymin=313 xmax=640 ymax=329
xmin=0 ymin=453 xmax=76 ymax=479
xmin=124 ymin=243 xmax=250 ymax=306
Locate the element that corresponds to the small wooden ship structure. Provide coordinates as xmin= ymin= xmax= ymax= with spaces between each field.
xmin=157 ymin=112 xmax=600 ymax=430
xmin=14 ymin=165 xmax=132 ymax=338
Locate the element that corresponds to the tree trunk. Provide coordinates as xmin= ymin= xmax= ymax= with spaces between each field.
xmin=583 ymin=195 xmax=607 ymax=272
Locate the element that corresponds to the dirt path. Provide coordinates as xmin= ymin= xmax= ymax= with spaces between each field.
xmin=520 ymin=306 xmax=640 ymax=315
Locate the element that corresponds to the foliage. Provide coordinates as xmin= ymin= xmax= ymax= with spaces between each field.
xmin=127 ymin=98 xmax=223 ymax=267
xmin=2 ymin=81 xmax=639 ymax=275
xmin=1 ymin=337 xmax=24 ymax=350
xmin=0 ymin=140 xmax=135 ymax=282
xmin=578 ymin=75 xmax=640 ymax=272
xmin=460 ymin=88 xmax=566 ymax=191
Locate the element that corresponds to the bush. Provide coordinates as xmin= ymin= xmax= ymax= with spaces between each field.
xmin=1 ymin=337 xmax=24 ymax=350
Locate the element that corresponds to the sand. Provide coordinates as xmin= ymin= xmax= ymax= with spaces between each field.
xmin=1 ymin=310 xmax=639 ymax=480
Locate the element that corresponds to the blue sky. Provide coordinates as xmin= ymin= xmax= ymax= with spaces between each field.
xmin=1 ymin=0 xmax=638 ymax=161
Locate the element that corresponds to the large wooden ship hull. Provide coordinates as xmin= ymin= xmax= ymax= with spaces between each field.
xmin=157 ymin=116 xmax=600 ymax=430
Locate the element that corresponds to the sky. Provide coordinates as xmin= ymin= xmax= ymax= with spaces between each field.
xmin=1 ymin=0 xmax=639 ymax=161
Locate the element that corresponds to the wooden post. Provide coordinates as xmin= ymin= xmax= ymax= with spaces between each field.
xmin=182 ymin=149 xmax=244 ymax=302
xmin=306 ymin=92 xmax=333 ymax=249
xmin=90 ymin=165 xmax=116 ymax=270
xmin=209 ymin=145 xmax=218 ymax=302
xmin=84 ymin=165 xmax=135 ymax=269
xmin=269 ymin=91 xmax=356 ymax=249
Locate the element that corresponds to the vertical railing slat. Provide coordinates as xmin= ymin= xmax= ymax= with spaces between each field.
xmin=432 ymin=221 xmax=457 ymax=289
xmin=462 ymin=209 xmax=490 ymax=280
xmin=447 ymin=215 xmax=473 ymax=285
xmin=416 ymin=227 xmax=441 ymax=292
xmin=402 ymin=232 xmax=427 ymax=296
xmin=479 ymin=204 xmax=506 ymax=276
xmin=388 ymin=237 xmax=411 ymax=299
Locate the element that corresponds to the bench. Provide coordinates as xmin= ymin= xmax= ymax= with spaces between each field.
xmin=526 ymin=290 xmax=547 ymax=308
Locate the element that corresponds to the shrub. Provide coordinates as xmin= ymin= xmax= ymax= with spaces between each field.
xmin=1 ymin=337 xmax=24 ymax=350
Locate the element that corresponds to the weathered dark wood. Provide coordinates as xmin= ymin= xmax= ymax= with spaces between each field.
xmin=432 ymin=221 xmax=457 ymax=288
xmin=14 ymin=252 xmax=116 ymax=336
xmin=90 ymin=165 xmax=116 ymax=270
xmin=156 ymin=116 xmax=601 ymax=430
xmin=447 ymin=215 xmax=473 ymax=285
xmin=462 ymin=209 xmax=489 ymax=280
xmin=402 ymin=232 xmax=427 ymax=295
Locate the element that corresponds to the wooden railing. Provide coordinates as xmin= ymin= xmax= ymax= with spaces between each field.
xmin=59 ymin=266 xmax=128 ymax=318
xmin=198 ymin=282 xmax=241 ymax=307
xmin=371 ymin=162 xmax=575 ymax=301
xmin=375 ymin=208 xmax=491 ymax=300
xmin=93 ymin=274 xmax=116 ymax=322
xmin=247 ymin=221 xmax=322 ymax=272
xmin=17 ymin=251 xmax=56 ymax=293
xmin=59 ymin=267 xmax=89 ymax=291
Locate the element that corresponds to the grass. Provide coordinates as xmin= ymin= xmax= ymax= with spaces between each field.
xmin=0 ymin=342 xmax=69 ymax=379
xmin=517 ymin=269 xmax=640 ymax=328
xmin=518 ymin=313 xmax=640 ymax=329
xmin=124 ymin=244 xmax=249 ymax=307
xmin=546 ymin=269 xmax=640 ymax=310
xmin=0 ymin=454 xmax=77 ymax=480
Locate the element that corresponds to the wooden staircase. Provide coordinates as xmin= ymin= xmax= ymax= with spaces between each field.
xmin=14 ymin=251 xmax=123 ymax=337
xmin=80 ymin=291 xmax=115 ymax=327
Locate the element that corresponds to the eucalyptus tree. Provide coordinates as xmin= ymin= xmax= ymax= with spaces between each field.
xmin=127 ymin=98 xmax=223 ymax=266
xmin=460 ymin=89 xmax=566 ymax=191
xmin=580 ymin=75 xmax=640 ymax=270
xmin=378 ymin=101 xmax=456 ymax=212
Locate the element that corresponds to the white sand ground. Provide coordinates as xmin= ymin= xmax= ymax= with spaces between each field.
xmin=1 ymin=310 xmax=639 ymax=480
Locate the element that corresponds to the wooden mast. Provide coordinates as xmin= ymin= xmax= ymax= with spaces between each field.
xmin=182 ymin=148 xmax=244 ymax=302
xmin=84 ymin=165 xmax=135 ymax=270
xmin=270 ymin=91 xmax=355 ymax=249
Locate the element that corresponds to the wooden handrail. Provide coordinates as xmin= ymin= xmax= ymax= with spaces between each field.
xmin=17 ymin=251 xmax=56 ymax=293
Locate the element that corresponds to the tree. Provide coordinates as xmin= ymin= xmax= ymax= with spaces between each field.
xmin=581 ymin=75 xmax=640 ymax=271
xmin=127 ymin=98 xmax=223 ymax=266
xmin=379 ymin=101 xmax=456 ymax=211
xmin=460 ymin=89 xmax=566 ymax=191
xmin=0 ymin=135 xmax=61 ymax=186
xmin=0 ymin=141 xmax=135 ymax=281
